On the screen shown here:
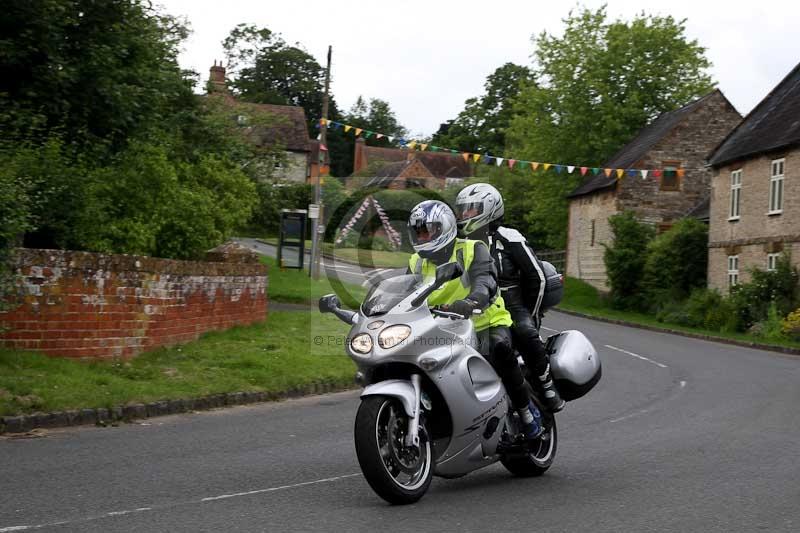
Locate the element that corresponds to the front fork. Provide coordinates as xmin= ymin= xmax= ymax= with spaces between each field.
xmin=405 ymin=374 xmax=422 ymax=447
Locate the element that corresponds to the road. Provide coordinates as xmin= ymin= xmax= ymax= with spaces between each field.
xmin=2 ymin=311 xmax=799 ymax=532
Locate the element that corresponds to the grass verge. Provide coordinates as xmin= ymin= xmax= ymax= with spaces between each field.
xmin=558 ymin=277 xmax=800 ymax=351
xmin=0 ymin=311 xmax=354 ymax=416
xmin=262 ymin=237 xmax=409 ymax=269
xmin=261 ymin=256 xmax=366 ymax=308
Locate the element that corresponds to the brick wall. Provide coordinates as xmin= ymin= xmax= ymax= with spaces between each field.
xmin=616 ymin=91 xmax=742 ymax=223
xmin=708 ymin=149 xmax=800 ymax=290
xmin=0 ymin=245 xmax=268 ymax=359
xmin=566 ymin=190 xmax=617 ymax=291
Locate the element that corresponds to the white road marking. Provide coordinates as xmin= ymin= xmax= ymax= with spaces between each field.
xmin=540 ymin=326 xmax=560 ymax=333
xmin=0 ymin=473 xmax=362 ymax=531
xmin=604 ymin=344 xmax=668 ymax=369
xmin=609 ymin=409 xmax=651 ymax=423
xmin=201 ymin=473 xmax=362 ymax=502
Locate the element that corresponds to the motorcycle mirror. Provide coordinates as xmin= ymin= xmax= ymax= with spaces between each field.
xmin=318 ymin=294 xmax=341 ymax=314
xmin=434 ymin=262 xmax=463 ymax=285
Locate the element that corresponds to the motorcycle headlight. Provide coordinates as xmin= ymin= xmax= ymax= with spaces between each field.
xmin=378 ymin=325 xmax=411 ymax=349
xmin=350 ymin=333 xmax=373 ymax=355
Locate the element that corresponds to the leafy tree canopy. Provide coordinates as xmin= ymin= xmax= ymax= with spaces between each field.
xmin=432 ymin=63 xmax=534 ymax=156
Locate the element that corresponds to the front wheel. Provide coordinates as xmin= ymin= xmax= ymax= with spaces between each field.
xmin=501 ymin=401 xmax=558 ymax=477
xmin=354 ymin=396 xmax=433 ymax=504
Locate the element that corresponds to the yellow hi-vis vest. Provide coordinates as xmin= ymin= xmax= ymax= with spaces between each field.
xmin=409 ymin=239 xmax=512 ymax=332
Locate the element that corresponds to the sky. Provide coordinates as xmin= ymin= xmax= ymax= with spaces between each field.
xmin=158 ymin=0 xmax=800 ymax=138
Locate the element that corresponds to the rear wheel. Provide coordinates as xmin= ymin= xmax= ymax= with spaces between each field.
xmin=501 ymin=397 xmax=558 ymax=477
xmin=354 ymin=396 xmax=433 ymax=504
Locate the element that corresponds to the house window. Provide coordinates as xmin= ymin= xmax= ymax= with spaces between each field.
xmin=237 ymin=115 xmax=249 ymax=125
xmin=729 ymin=169 xmax=742 ymax=219
xmin=769 ymin=158 xmax=785 ymax=214
xmin=767 ymin=253 xmax=781 ymax=272
xmin=273 ymin=156 xmax=284 ymax=170
xmin=661 ymin=161 xmax=682 ymax=191
xmin=727 ymin=255 xmax=739 ymax=287
xmin=590 ymin=220 xmax=596 ymax=247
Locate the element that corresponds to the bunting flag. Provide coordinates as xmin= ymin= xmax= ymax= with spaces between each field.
xmin=322 ymin=118 xmax=702 ymax=184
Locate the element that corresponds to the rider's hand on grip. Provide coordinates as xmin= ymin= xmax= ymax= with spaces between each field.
xmin=448 ymin=299 xmax=477 ymax=319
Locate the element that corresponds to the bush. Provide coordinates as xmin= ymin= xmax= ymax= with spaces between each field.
xmin=603 ymin=211 xmax=655 ymax=310
xmin=642 ymin=218 xmax=708 ymax=310
xmin=250 ymin=182 xmax=313 ymax=236
xmin=683 ymin=288 xmax=737 ymax=332
xmin=751 ymin=303 xmax=786 ymax=341
xmin=729 ymin=255 xmax=799 ymax=330
xmin=781 ymin=308 xmax=800 ymax=340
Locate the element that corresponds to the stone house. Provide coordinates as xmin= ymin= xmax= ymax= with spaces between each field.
xmin=706 ymin=62 xmax=800 ymax=290
xmin=348 ymin=138 xmax=472 ymax=190
xmin=565 ymin=90 xmax=742 ymax=290
xmin=207 ymin=62 xmax=315 ymax=183
xmin=359 ymin=158 xmax=441 ymax=190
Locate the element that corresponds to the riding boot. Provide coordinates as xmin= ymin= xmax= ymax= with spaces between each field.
xmin=518 ymin=400 xmax=544 ymax=441
xmin=538 ymin=363 xmax=566 ymax=413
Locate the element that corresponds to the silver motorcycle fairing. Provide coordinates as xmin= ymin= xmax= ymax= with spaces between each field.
xmin=347 ymin=292 xmax=511 ymax=478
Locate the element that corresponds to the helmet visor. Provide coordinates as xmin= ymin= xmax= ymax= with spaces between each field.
xmin=409 ymin=220 xmax=443 ymax=246
xmin=455 ymin=202 xmax=484 ymax=221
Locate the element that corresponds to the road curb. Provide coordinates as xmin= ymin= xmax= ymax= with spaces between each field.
xmin=0 ymin=380 xmax=357 ymax=435
xmin=553 ymin=308 xmax=800 ymax=356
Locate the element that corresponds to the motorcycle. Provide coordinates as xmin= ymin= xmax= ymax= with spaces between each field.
xmin=318 ymin=261 xmax=601 ymax=504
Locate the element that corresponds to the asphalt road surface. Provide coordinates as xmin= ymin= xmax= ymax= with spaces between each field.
xmin=2 ymin=311 xmax=799 ymax=532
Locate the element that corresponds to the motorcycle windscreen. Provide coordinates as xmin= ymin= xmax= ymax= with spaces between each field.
xmin=361 ymin=274 xmax=422 ymax=317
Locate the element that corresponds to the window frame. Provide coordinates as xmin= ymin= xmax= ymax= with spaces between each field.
xmin=660 ymin=161 xmax=682 ymax=191
xmin=727 ymin=255 xmax=739 ymax=287
xmin=729 ymin=169 xmax=742 ymax=221
xmin=768 ymin=158 xmax=785 ymax=215
xmin=767 ymin=252 xmax=780 ymax=272
xmin=590 ymin=220 xmax=596 ymax=247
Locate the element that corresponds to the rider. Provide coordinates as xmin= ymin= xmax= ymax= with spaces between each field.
xmin=407 ymin=200 xmax=543 ymax=440
xmin=454 ymin=183 xmax=565 ymax=413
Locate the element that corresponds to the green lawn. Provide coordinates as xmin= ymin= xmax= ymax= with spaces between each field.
xmin=262 ymin=256 xmax=366 ymax=308
xmin=262 ymin=237 xmax=410 ymax=269
xmin=558 ymin=277 xmax=800 ymax=351
xmin=0 ymin=311 xmax=354 ymax=416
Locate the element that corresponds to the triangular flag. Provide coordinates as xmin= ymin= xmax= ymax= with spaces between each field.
xmin=580 ymin=167 xmax=588 ymax=176
xmin=320 ymin=118 xmax=327 ymax=126
xmin=420 ymin=144 xmax=428 ymax=151
xmin=316 ymin=133 xmax=321 ymax=141
xmin=495 ymin=157 xmax=504 ymax=167
xmin=462 ymin=153 xmax=470 ymax=162
xmin=567 ymin=165 xmax=575 ymax=174
xmin=319 ymin=143 xmax=328 ymax=151
xmin=473 ymin=154 xmax=481 ymax=163
xmin=677 ymin=169 xmax=685 ymax=178
xmin=450 ymin=149 xmax=459 ymax=154
xmin=364 ymin=131 xmax=373 ymax=139
xmin=388 ymin=136 xmax=394 ymax=143
xmin=543 ymin=163 xmax=552 ymax=172
xmin=592 ymin=167 xmax=600 ymax=175
xmin=484 ymin=155 xmax=493 ymax=165
xmin=431 ymin=146 xmax=439 ymax=151
xmin=508 ymin=159 xmax=517 ymax=169
xmin=604 ymin=168 xmax=612 ymax=177
xmin=355 ymin=128 xmax=362 ymax=136
xmin=344 ymin=125 xmax=352 ymax=133
xmin=653 ymin=169 xmax=662 ymax=178
xmin=555 ymin=165 xmax=564 ymax=174
xmin=531 ymin=162 xmax=540 ymax=171
xmin=641 ymin=170 xmax=649 ymax=179
xmin=407 ymin=141 xmax=417 ymax=150
xmin=616 ymin=169 xmax=624 ymax=179
xmin=376 ymin=133 xmax=384 ymax=139
xmin=627 ymin=169 xmax=637 ymax=178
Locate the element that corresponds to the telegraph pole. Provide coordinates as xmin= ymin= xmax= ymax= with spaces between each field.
xmin=311 ymin=45 xmax=331 ymax=280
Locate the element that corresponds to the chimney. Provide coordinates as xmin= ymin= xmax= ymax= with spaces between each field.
xmin=354 ymin=137 xmax=367 ymax=173
xmin=208 ymin=60 xmax=227 ymax=93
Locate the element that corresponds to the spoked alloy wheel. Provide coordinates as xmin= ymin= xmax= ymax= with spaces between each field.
xmin=354 ymin=396 xmax=433 ymax=504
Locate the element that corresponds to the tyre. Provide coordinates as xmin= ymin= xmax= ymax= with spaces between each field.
xmin=354 ymin=396 xmax=433 ymax=504
xmin=500 ymin=397 xmax=558 ymax=477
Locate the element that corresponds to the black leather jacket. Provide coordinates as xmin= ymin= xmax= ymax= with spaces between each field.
xmin=488 ymin=226 xmax=546 ymax=315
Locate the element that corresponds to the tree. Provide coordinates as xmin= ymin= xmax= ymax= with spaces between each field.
xmin=327 ymin=96 xmax=408 ymax=177
xmin=504 ymin=5 xmax=714 ymax=250
xmin=432 ymin=63 xmax=533 ymax=155
xmin=508 ymin=6 xmax=714 ymax=165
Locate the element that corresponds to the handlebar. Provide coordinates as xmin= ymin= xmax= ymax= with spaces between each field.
xmin=431 ymin=306 xmax=483 ymax=320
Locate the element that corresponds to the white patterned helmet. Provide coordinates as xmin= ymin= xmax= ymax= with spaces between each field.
xmin=408 ymin=200 xmax=457 ymax=257
xmin=454 ymin=183 xmax=504 ymax=236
